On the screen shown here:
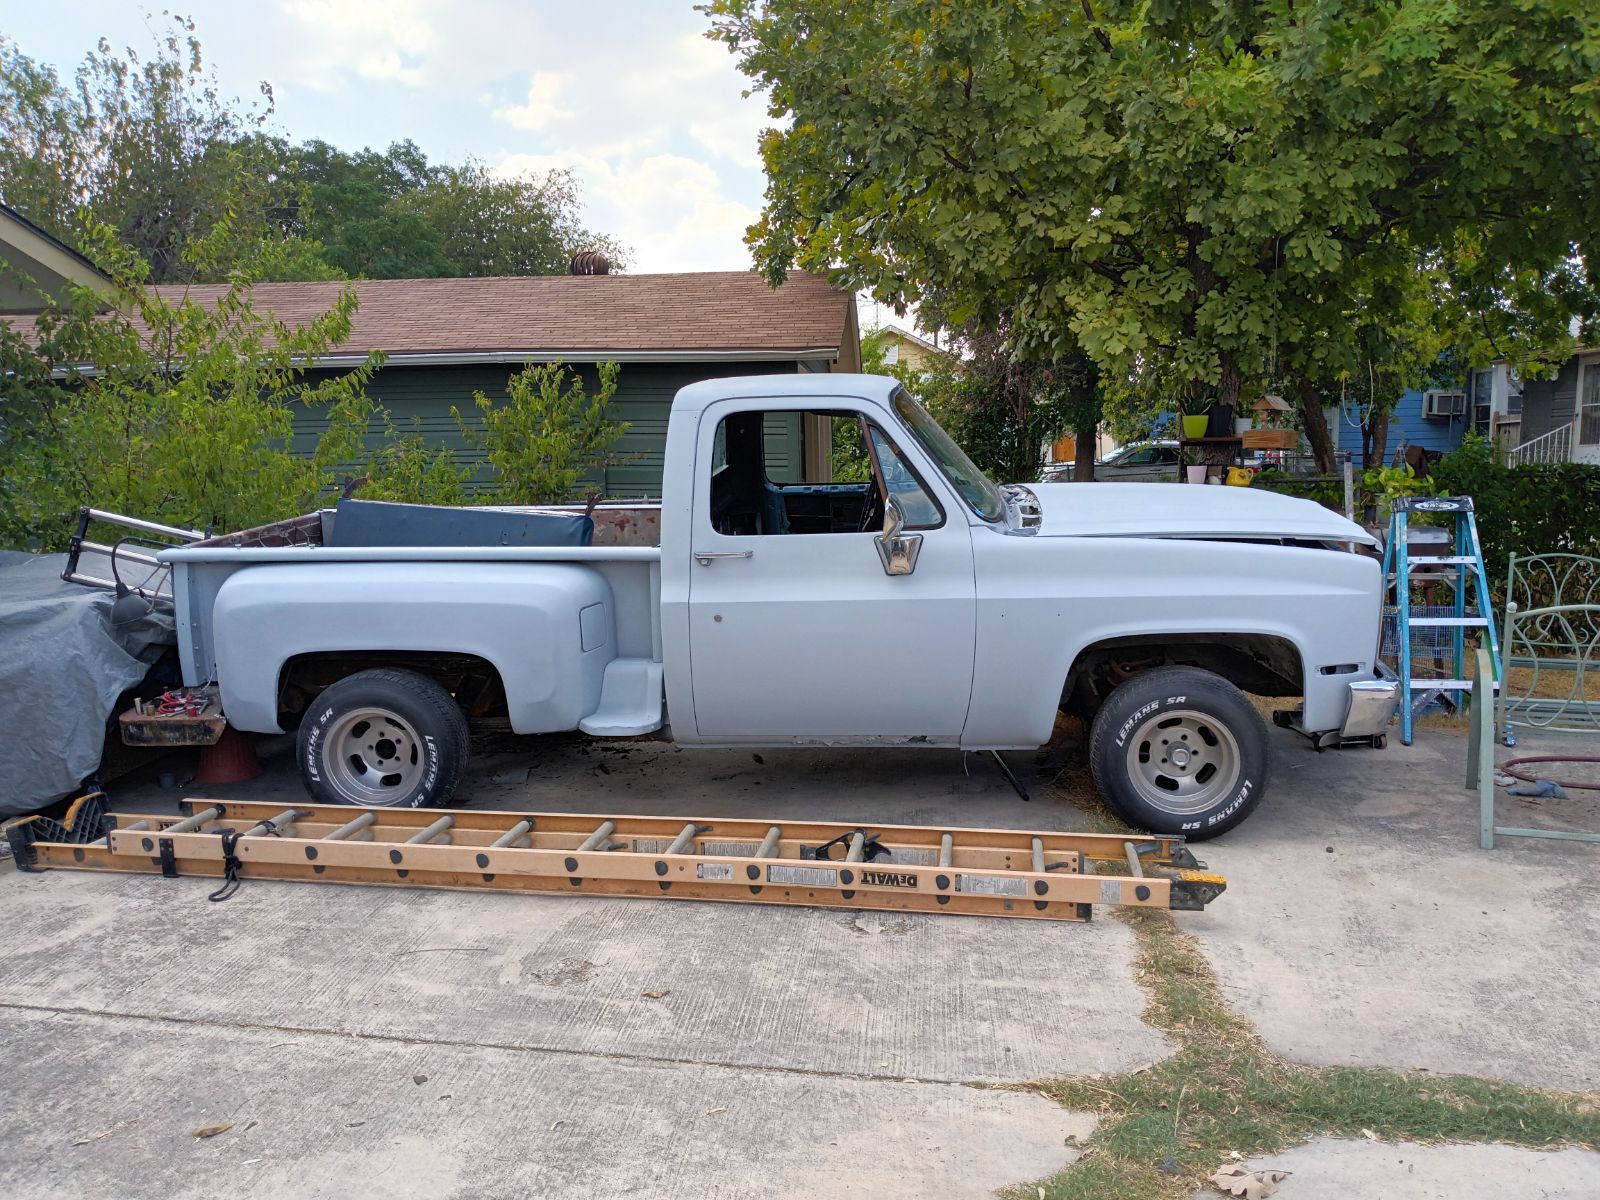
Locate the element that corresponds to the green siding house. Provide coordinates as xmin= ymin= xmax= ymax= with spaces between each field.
xmin=179 ymin=270 xmax=860 ymax=498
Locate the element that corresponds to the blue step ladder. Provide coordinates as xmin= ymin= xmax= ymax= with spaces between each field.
xmin=1380 ymin=496 xmax=1502 ymax=745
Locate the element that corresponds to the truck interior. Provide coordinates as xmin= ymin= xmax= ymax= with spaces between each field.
xmin=709 ymin=408 xmax=941 ymax=536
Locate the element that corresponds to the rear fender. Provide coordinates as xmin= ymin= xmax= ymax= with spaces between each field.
xmin=210 ymin=561 xmax=612 ymax=734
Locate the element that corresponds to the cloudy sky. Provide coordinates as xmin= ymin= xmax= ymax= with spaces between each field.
xmin=5 ymin=1 xmax=773 ymax=272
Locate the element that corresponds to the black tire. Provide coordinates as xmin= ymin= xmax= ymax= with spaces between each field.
xmin=1088 ymin=666 xmax=1268 ymax=840
xmin=297 ymin=668 xmax=470 ymax=808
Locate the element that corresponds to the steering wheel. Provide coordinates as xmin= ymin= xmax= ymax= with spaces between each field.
xmin=858 ymin=482 xmax=884 ymax=533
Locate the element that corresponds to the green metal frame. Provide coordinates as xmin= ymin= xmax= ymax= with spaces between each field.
xmin=1471 ymin=647 xmax=1600 ymax=849
xmin=1497 ymin=553 xmax=1600 ymax=737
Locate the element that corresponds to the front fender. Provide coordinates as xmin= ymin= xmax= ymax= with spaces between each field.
xmin=963 ymin=535 xmax=1382 ymax=746
xmin=210 ymin=561 xmax=612 ymax=734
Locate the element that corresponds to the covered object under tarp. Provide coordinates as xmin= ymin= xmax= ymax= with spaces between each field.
xmin=0 ymin=552 xmax=175 ymax=815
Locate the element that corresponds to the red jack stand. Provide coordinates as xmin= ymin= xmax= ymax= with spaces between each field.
xmin=194 ymin=727 xmax=262 ymax=785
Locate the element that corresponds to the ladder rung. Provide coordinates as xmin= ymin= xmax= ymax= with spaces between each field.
xmin=405 ymin=815 xmax=454 ymax=845
xmin=491 ymin=819 xmax=534 ymax=849
xmin=577 ymin=820 xmax=617 ymax=852
xmin=1407 ymin=616 xmax=1489 ymax=626
xmin=1409 ymin=556 xmax=1479 ymax=565
xmin=243 ymin=808 xmax=310 ymax=839
xmin=325 ymin=812 xmax=378 ymax=841
xmin=163 ymin=807 xmax=222 ymax=834
xmin=664 ymin=823 xmax=702 ymax=855
xmin=1407 ymin=679 xmax=1490 ymax=690
xmin=756 ymin=826 xmax=783 ymax=858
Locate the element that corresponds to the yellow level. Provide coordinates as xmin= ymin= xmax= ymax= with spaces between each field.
xmin=5 ymin=798 xmax=1226 ymax=922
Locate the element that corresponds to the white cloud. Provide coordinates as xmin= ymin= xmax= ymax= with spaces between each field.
xmin=496 ymin=152 xmax=758 ymax=273
xmin=271 ymin=0 xmax=545 ymax=91
xmin=257 ymin=0 xmax=770 ymax=271
xmin=484 ymin=28 xmax=771 ymax=271
xmin=492 ymin=72 xmax=575 ymax=132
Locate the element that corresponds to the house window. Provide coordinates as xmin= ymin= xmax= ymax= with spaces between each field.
xmin=1580 ymin=356 xmax=1600 ymax=447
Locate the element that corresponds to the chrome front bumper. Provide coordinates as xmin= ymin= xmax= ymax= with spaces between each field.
xmin=1340 ymin=679 xmax=1399 ymax=739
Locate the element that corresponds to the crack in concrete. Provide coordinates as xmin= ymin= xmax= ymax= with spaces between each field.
xmin=0 ymin=999 xmax=994 ymax=1088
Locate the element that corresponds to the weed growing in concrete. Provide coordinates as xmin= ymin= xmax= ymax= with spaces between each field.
xmin=1007 ymin=908 xmax=1600 ymax=1199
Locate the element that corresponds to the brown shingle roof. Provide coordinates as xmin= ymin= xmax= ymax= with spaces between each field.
xmin=1 ymin=270 xmax=853 ymax=361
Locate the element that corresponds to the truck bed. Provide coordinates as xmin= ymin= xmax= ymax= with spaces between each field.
xmin=161 ymin=503 xmax=665 ymax=710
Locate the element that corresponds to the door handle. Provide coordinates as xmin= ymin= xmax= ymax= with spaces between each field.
xmin=693 ymin=550 xmax=755 ymax=565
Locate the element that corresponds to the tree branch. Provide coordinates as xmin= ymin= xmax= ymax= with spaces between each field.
xmin=1080 ymin=0 xmax=1114 ymax=53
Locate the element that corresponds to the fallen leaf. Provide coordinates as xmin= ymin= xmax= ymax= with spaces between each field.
xmin=703 ymin=1106 xmax=727 ymax=1117
xmin=1361 ymin=1128 xmax=1378 ymax=1141
xmin=640 ymin=989 xmax=670 ymax=999
xmin=192 ymin=1124 xmax=233 ymax=1140
xmin=1207 ymin=1163 xmax=1289 ymax=1199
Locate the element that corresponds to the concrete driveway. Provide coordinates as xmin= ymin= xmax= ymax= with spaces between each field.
xmin=2 ymin=723 xmax=1597 ymax=1198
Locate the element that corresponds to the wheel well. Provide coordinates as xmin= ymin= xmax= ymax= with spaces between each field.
xmin=277 ymin=651 xmax=506 ymax=726
xmin=1062 ymin=634 xmax=1303 ymax=717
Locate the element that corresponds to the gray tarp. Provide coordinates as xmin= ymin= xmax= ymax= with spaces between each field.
xmin=0 ymin=552 xmax=175 ymax=815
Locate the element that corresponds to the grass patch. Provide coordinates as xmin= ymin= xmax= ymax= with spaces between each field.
xmin=1008 ymin=909 xmax=1600 ymax=1199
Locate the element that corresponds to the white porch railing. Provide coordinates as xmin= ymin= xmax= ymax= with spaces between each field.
xmin=1508 ymin=422 xmax=1574 ymax=466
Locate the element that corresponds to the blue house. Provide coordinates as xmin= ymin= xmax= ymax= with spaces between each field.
xmin=1333 ymin=387 xmax=1470 ymax=463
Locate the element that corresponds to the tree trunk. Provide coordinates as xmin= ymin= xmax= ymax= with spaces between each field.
xmin=1073 ymin=425 xmax=1096 ymax=482
xmin=1363 ymin=410 xmax=1390 ymax=471
xmin=1217 ymin=355 xmax=1244 ymax=408
xmin=1295 ymin=378 xmax=1338 ymax=473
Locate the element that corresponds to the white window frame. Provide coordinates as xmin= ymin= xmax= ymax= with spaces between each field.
xmin=1577 ymin=353 xmax=1600 ymax=448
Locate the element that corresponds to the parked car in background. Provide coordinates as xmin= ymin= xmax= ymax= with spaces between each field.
xmin=1043 ymin=441 xmax=1181 ymax=483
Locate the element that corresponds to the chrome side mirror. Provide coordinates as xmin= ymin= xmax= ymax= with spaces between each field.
xmin=875 ymin=494 xmax=922 ymax=576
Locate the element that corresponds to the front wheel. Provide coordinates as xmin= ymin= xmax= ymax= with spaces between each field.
xmin=297 ymin=668 xmax=469 ymax=808
xmin=1088 ymin=666 xmax=1268 ymax=840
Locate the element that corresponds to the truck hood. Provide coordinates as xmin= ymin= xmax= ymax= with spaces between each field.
xmin=1019 ymin=482 xmax=1377 ymax=546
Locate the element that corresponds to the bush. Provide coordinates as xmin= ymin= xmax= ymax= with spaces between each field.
xmin=1429 ymin=434 xmax=1600 ymax=590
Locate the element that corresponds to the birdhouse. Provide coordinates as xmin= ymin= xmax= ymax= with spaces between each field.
xmin=1251 ymin=394 xmax=1291 ymax=428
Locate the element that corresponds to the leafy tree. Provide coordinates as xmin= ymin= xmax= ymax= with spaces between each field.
xmin=458 ymin=360 xmax=630 ymax=504
xmin=255 ymin=136 xmax=625 ymax=279
xmin=706 ymin=0 xmax=1600 ymax=473
xmin=2 ymin=22 xmax=627 ymax=283
xmin=1 ymin=216 xmax=388 ymax=546
xmin=397 ymin=162 xmax=626 ymax=278
xmin=0 ymin=16 xmax=277 ymax=281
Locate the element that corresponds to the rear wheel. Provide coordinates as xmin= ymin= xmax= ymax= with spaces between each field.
xmin=1088 ymin=666 xmax=1268 ymax=839
xmin=297 ymin=668 xmax=469 ymax=808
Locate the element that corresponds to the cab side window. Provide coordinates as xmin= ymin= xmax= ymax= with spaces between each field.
xmin=708 ymin=409 xmax=943 ymax=536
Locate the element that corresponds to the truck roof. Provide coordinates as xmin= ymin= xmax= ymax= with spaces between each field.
xmin=670 ymin=372 xmax=899 ymax=414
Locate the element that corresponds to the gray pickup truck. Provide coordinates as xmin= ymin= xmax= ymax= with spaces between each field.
xmin=158 ymin=373 xmax=1394 ymax=838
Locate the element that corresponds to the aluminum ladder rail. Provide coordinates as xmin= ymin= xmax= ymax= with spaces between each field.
xmin=6 ymin=799 xmax=1228 ymax=922
xmin=1380 ymin=495 xmax=1503 ymax=745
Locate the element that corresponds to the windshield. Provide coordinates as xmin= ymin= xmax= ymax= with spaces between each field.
xmin=891 ymin=387 xmax=1006 ymax=522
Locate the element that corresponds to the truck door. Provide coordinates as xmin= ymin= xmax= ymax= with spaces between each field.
xmin=687 ymin=400 xmax=977 ymax=743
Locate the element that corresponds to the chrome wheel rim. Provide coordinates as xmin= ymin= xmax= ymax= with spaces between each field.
xmin=1123 ymin=708 xmax=1241 ymax=816
xmin=323 ymin=707 xmax=424 ymax=807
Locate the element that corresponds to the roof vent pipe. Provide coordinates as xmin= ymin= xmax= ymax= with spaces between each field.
xmin=569 ymin=250 xmax=611 ymax=275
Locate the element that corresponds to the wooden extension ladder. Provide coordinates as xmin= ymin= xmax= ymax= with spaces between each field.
xmin=6 ymin=799 xmax=1227 ymax=922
